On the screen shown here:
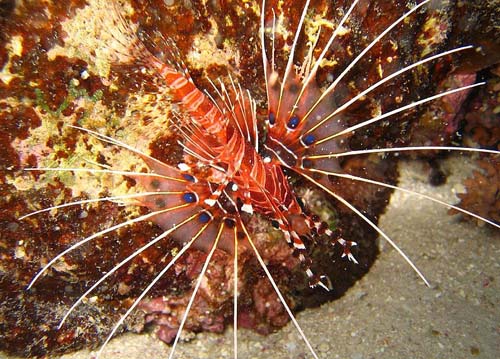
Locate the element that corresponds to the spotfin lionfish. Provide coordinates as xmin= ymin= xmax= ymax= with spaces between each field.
xmin=12 ymin=0 xmax=498 ymax=358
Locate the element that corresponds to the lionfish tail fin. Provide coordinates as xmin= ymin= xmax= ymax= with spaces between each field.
xmin=98 ymin=2 xmax=146 ymax=64
xmin=137 ymin=27 xmax=191 ymax=79
xmin=100 ymin=1 xmax=179 ymax=75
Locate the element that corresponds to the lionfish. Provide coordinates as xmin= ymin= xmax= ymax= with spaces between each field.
xmin=16 ymin=0 xmax=498 ymax=358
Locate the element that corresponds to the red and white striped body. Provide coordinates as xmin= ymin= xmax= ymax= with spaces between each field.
xmin=104 ymin=0 xmax=358 ymax=287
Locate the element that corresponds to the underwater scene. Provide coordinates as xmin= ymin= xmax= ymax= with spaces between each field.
xmin=0 ymin=1 xmax=498 ymax=358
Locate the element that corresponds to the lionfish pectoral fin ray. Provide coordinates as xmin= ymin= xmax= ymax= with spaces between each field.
xmin=302 ymin=0 xmax=431 ymax=127
xmin=232 ymin=224 xmax=239 ymax=359
xmin=314 ymin=82 xmax=486 ymax=145
xmin=23 ymin=166 xmax=184 ymax=183
xmin=309 ymin=168 xmax=500 ymax=229
xmin=303 ymin=45 xmax=474 ymax=137
xmin=68 ymin=125 xmax=186 ymax=177
xmin=297 ymin=171 xmax=431 ymax=287
xmin=240 ymin=220 xmax=320 ymax=359
xmin=290 ymin=0 xmax=361 ymax=118
xmin=58 ymin=212 xmax=200 ymax=329
xmin=19 ymin=191 xmax=182 ymax=220
xmin=27 ymin=204 xmax=191 ymax=290
xmin=168 ymin=221 xmax=226 ymax=359
xmin=275 ymin=0 xmax=311 ymax=119
xmin=306 ymin=146 xmax=500 ymax=160
xmin=96 ymin=215 xmax=214 ymax=358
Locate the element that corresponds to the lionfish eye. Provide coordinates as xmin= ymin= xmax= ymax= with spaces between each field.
xmin=271 ymin=220 xmax=280 ymax=229
xmin=287 ymin=115 xmax=300 ymax=129
xmin=182 ymin=192 xmax=198 ymax=203
xmin=268 ymin=112 xmax=276 ymax=125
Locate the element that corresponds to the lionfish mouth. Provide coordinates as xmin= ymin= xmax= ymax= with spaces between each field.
xmin=1 ymin=0 xmax=499 ymax=358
